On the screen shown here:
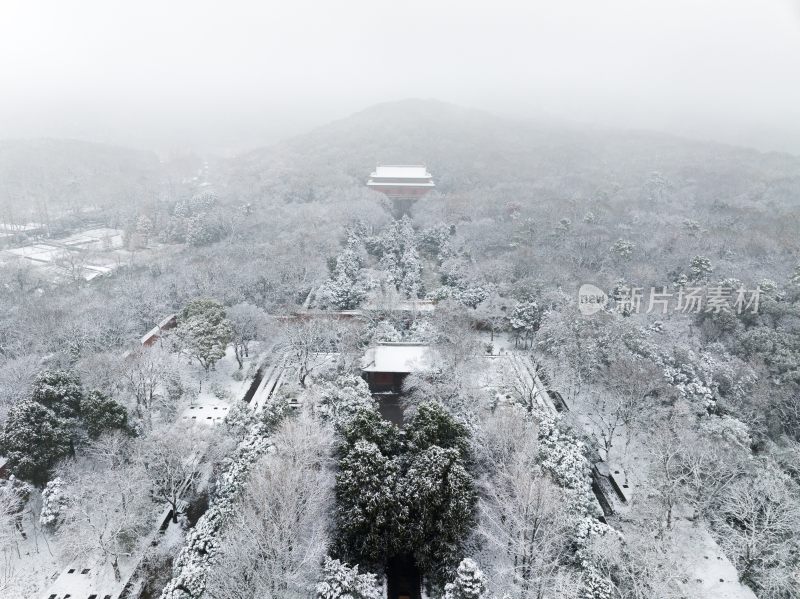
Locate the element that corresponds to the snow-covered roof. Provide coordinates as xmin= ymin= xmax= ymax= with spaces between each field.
xmin=367 ymin=180 xmax=436 ymax=188
xmin=158 ymin=314 xmax=178 ymax=330
xmin=141 ymin=326 xmax=160 ymax=345
xmin=361 ymin=342 xmax=437 ymax=373
xmin=0 ymin=455 xmax=8 ymax=469
xmin=42 ymin=564 xmax=125 ymax=599
xmin=370 ymin=165 xmax=431 ymax=179
xmin=364 ymin=297 xmax=436 ymax=313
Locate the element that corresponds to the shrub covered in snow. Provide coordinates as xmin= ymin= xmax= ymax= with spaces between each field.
xmin=315 ymin=374 xmax=376 ymax=427
xmin=315 ymin=556 xmax=383 ymax=599
xmin=442 ymin=558 xmax=488 ymax=599
xmin=39 ymin=476 xmax=68 ymax=529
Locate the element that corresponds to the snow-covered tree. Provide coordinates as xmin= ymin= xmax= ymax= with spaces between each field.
xmin=580 ymin=565 xmax=614 ymax=599
xmin=790 ymin=263 xmax=800 ymax=288
xmin=136 ymin=426 xmax=202 ymax=523
xmin=338 ymin=406 xmax=403 ymax=456
xmin=80 ymin=390 xmax=128 ymax=439
xmin=40 ymin=476 xmax=68 ymax=529
xmin=0 ymin=400 xmax=71 ymax=483
xmin=335 ymin=440 xmax=398 ymax=565
xmin=419 ymin=223 xmax=455 ymax=260
xmin=59 ymin=463 xmax=152 ymax=581
xmin=399 ymin=246 xmax=423 ymax=298
xmin=689 ymin=255 xmax=713 ymax=281
xmin=406 ymin=401 xmax=469 ymax=459
xmin=135 ymin=214 xmax=153 ymax=246
xmin=119 ymin=346 xmax=180 ymax=427
xmin=373 ymin=216 xmax=422 ymax=298
xmin=316 ymin=374 xmax=375 ymax=426
xmin=477 ymin=447 xmax=575 ymax=598
xmin=710 ymin=463 xmax=800 ymax=597
xmin=206 ymin=414 xmax=335 ymax=599
xmin=160 ymin=412 xmax=274 ymax=599
xmin=644 ymin=171 xmax=673 ymax=202
xmin=407 ymin=318 xmax=439 ymax=344
xmin=317 ymin=272 xmax=370 ymax=310
xmin=186 ymin=212 xmax=223 ymax=246
xmin=371 ymin=320 xmax=402 ymax=343
xmin=31 ymin=369 xmax=83 ymax=419
xmin=227 ymin=302 xmax=270 ymax=369
xmin=282 ymin=318 xmax=338 ymax=388
xmin=315 ymin=557 xmax=383 ymax=599
xmin=508 ymin=300 xmax=540 ymax=349
xmin=318 ymin=233 xmax=370 ymax=310
xmin=177 ymin=299 xmax=233 ymax=372
xmin=610 ymin=238 xmax=635 ymax=260
xmin=400 ymin=446 xmax=476 ymax=585
xmin=442 ymin=558 xmax=488 ymax=599
xmin=1 ymin=477 xmax=29 ymax=546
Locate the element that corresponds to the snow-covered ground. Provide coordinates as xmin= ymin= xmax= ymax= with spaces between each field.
xmin=0 ymin=227 xmax=162 ymax=283
xmin=472 ymin=331 xmax=759 ymax=599
xmin=676 ymin=520 xmax=758 ymax=599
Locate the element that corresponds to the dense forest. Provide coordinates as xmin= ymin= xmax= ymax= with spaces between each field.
xmin=1 ymin=100 xmax=799 ymax=599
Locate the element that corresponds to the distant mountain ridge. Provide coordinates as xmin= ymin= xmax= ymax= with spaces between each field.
xmin=225 ymin=99 xmax=800 ymax=205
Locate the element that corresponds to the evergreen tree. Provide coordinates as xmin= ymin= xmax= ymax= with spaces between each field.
xmin=610 ymin=238 xmax=635 ymax=260
xmin=372 ymin=320 xmax=402 ymax=342
xmin=457 ymin=286 xmax=488 ymax=309
xmin=440 ymin=257 xmax=468 ymax=289
xmin=0 ymin=400 xmax=71 ymax=484
xmin=317 ymin=374 xmax=376 ymax=427
xmin=318 ymin=231 xmax=370 ymax=310
xmin=186 ymin=212 xmax=223 ymax=246
xmin=443 ymin=558 xmax=488 ymax=599
xmin=400 ymin=446 xmax=476 ymax=586
xmin=407 ymin=401 xmax=469 ymax=459
xmin=80 ymin=390 xmax=128 ymax=439
xmin=318 ymin=272 xmax=369 ymax=310
xmin=335 ymin=440 xmax=400 ymax=565
xmin=31 ymin=369 xmax=83 ymax=419
xmin=178 ymin=299 xmax=233 ymax=371
xmin=339 ymin=407 xmax=404 ymax=457
xmin=333 ymin=400 xmax=475 ymax=588
xmin=400 ymin=246 xmax=423 ymax=298
xmin=689 ymin=255 xmax=713 ymax=281
xmin=418 ymin=223 xmax=454 ymax=260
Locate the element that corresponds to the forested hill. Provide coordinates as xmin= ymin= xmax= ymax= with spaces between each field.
xmin=225 ymin=98 xmax=800 ymax=207
xmin=0 ymin=139 xmax=163 ymax=225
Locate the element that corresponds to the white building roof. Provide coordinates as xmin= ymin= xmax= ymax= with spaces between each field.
xmin=364 ymin=297 xmax=436 ymax=313
xmin=370 ymin=165 xmax=431 ymax=180
xmin=141 ymin=326 xmax=160 ymax=345
xmin=361 ymin=342 xmax=437 ymax=373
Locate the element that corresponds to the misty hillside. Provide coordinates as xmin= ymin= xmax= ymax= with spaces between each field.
xmin=226 ymin=99 xmax=800 ymax=205
xmin=223 ymin=99 xmax=799 ymax=288
xmin=0 ymin=139 xmax=163 ymax=228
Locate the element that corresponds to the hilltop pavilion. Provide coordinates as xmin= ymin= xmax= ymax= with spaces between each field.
xmin=367 ymin=165 xmax=435 ymax=214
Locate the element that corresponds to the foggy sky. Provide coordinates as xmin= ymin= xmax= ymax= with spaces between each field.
xmin=1 ymin=0 xmax=799 ymax=155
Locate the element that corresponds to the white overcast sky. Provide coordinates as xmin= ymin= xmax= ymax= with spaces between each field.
xmin=1 ymin=0 xmax=799 ymax=154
